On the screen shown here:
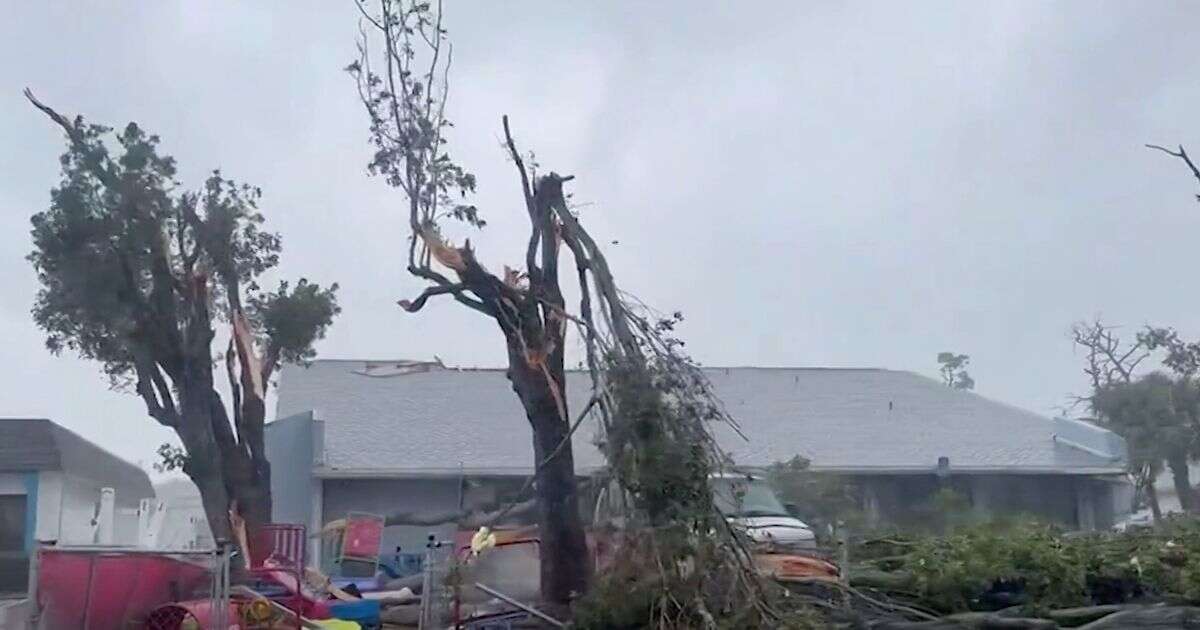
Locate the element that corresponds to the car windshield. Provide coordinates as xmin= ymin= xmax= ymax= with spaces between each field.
xmin=711 ymin=477 xmax=790 ymax=518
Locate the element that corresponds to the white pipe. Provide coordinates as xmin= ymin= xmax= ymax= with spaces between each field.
xmin=97 ymin=488 xmax=115 ymax=545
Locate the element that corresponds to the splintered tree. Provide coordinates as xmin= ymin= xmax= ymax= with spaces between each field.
xmin=25 ymin=91 xmax=340 ymax=540
xmin=349 ymin=2 xmax=773 ymax=622
xmin=348 ymin=0 xmax=590 ymax=602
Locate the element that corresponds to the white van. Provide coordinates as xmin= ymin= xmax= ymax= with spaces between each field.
xmin=710 ymin=472 xmax=817 ymax=550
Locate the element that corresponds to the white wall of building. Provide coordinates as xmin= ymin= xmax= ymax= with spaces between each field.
xmin=33 ymin=471 xmax=61 ymax=543
xmin=2 ymin=470 xmax=142 ymax=547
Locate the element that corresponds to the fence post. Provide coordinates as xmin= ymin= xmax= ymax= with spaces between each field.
xmin=26 ymin=544 xmax=41 ymax=629
xmin=419 ymin=533 xmax=435 ymax=630
xmin=836 ymin=520 xmax=850 ymax=585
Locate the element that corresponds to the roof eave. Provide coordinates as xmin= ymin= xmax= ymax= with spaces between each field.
xmin=802 ymin=464 xmax=1128 ymax=476
xmin=313 ymin=465 xmax=607 ymax=479
xmin=313 ymin=464 xmax=1126 ymax=479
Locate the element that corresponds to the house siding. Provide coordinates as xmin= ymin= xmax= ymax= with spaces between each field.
xmin=266 ymin=412 xmax=317 ymax=527
xmin=855 ymin=473 xmax=1129 ymax=530
xmin=321 ymin=478 xmax=462 ymax=563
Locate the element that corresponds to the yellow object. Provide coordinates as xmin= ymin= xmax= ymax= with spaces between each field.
xmin=316 ymin=620 xmax=361 ymax=629
xmin=243 ymin=598 xmax=274 ymax=624
xmin=470 ymin=526 xmax=497 ymax=556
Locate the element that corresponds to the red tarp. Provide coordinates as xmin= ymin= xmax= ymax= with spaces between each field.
xmin=37 ymin=549 xmax=211 ymax=630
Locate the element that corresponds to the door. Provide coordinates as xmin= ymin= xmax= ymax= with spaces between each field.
xmin=0 ymin=493 xmax=28 ymax=593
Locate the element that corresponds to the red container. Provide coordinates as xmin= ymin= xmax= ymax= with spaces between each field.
xmin=37 ymin=549 xmax=211 ymax=630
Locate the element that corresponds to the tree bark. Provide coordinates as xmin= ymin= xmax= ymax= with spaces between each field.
xmin=223 ymin=444 xmax=272 ymax=530
xmin=1146 ymin=480 xmax=1163 ymax=522
xmin=1167 ymin=451 xmax=1194 ymax=513
xmin=507 ymin=351 xmax=592 ymax=605
xmin=226 ymin=391 xmax=273 ymax=530
xmin=175 ymin=366 xmax=272 ymax=543
xmin=176 ymin=385 xmax=233 ymax=543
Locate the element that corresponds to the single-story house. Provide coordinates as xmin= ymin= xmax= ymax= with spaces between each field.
xmin=0 ymin=418 xmax=154 ymax=594
xmin=269 ymin=360 xmax=1132 ymax=564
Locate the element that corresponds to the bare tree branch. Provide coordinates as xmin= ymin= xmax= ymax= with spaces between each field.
xmin=1147 ymin=143 xmax=1200 ymax=187
xmin=504 ymin=116 xmax=540 ymax=278
xmin=24 ymin=88 xmax=85 ymax=146
xmin=397 ymin=282 xmax=467 ymax=312
xmin=133 ymin=351 xmax=178 ymax=428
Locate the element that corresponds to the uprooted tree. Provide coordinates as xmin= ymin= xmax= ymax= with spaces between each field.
xmin=25 ymin=91 xmax=340 ymax=541
xmin=349 ymin=1 xmax=774 ymax=623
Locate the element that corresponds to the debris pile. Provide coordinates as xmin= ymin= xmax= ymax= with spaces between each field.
xmin=783 ymin=517 xmax=1200 ymax=629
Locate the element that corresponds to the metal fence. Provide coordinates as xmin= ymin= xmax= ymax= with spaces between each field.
xmin=417 ymin=534 xmax=456 ymax=629
xmin=33 ymin=544 xmax=231 ymax=630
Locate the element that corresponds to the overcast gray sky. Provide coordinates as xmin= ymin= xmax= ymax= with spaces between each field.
xmin=2 ymin=2 xmax=1200 ymax=474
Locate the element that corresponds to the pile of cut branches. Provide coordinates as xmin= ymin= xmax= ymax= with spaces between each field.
xmin=791 ymin=517 xmax=1200 ymax=629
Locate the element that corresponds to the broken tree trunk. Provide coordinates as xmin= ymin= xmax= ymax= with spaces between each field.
xmin=508 ymin=347 xmax=591 ymax=603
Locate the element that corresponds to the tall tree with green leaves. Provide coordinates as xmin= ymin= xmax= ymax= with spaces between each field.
xmin=1071 ymin=320 xmax=1200 ymax=516
xmin=937 ymin=352 xmax=975 ymax=390
xmin=1071 ymin=320 xmax=1162 ymax=517
xmin=1093 ymin=372 xmax=1200 ymax=514
xmin=25 ymin=91 xmax=340 ymax=539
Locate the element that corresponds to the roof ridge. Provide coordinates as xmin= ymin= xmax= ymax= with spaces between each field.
xmin=296 ymin=360 xmax=898 ymax=372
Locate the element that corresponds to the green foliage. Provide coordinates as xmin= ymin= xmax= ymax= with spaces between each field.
xmin=903 ymin=521 xmax=1088 ymax=612
xmin=29 ymin=121 xmax=178 ymax=379
xmin=28 ymin=111 xmax=338 ymax=386
xmin=571 ymin=559 xmax=659 ymax=630
xmin=580 ymin=311 xmax=777 ymax=628
xmin=190 ymin=172 xmax=280 ymax=293
xmin=1141 ymin=327 xmax=1200 ymax=379
xmin=346 ymin=0 xmax=482 ymax=229
xmin=603 ymin=355 xmax=718 ymax=531
xmin=575 ymin=534 xmax=812 ymax=630
xmin=1093 ymin=372 xmax=1199 ymax=479
xmin=154 ymin=443 xmax=189 ymax=473
xmin=937 ymin=352 xmax=974 ymax=390
xmin=247 ymin=279 xmax=341 ymax=365
xmin=886 ymin=517 xmax=1200 ymax=614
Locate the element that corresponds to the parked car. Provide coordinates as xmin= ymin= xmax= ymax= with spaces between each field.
xmin=709 ymin=472 xmax=818 ymax=551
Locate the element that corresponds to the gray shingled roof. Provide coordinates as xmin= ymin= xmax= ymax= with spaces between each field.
xmin=275 ymin=361 xmax=1126 ymax=477
xmin=0 ymin=418 xmax=154 ymax=501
